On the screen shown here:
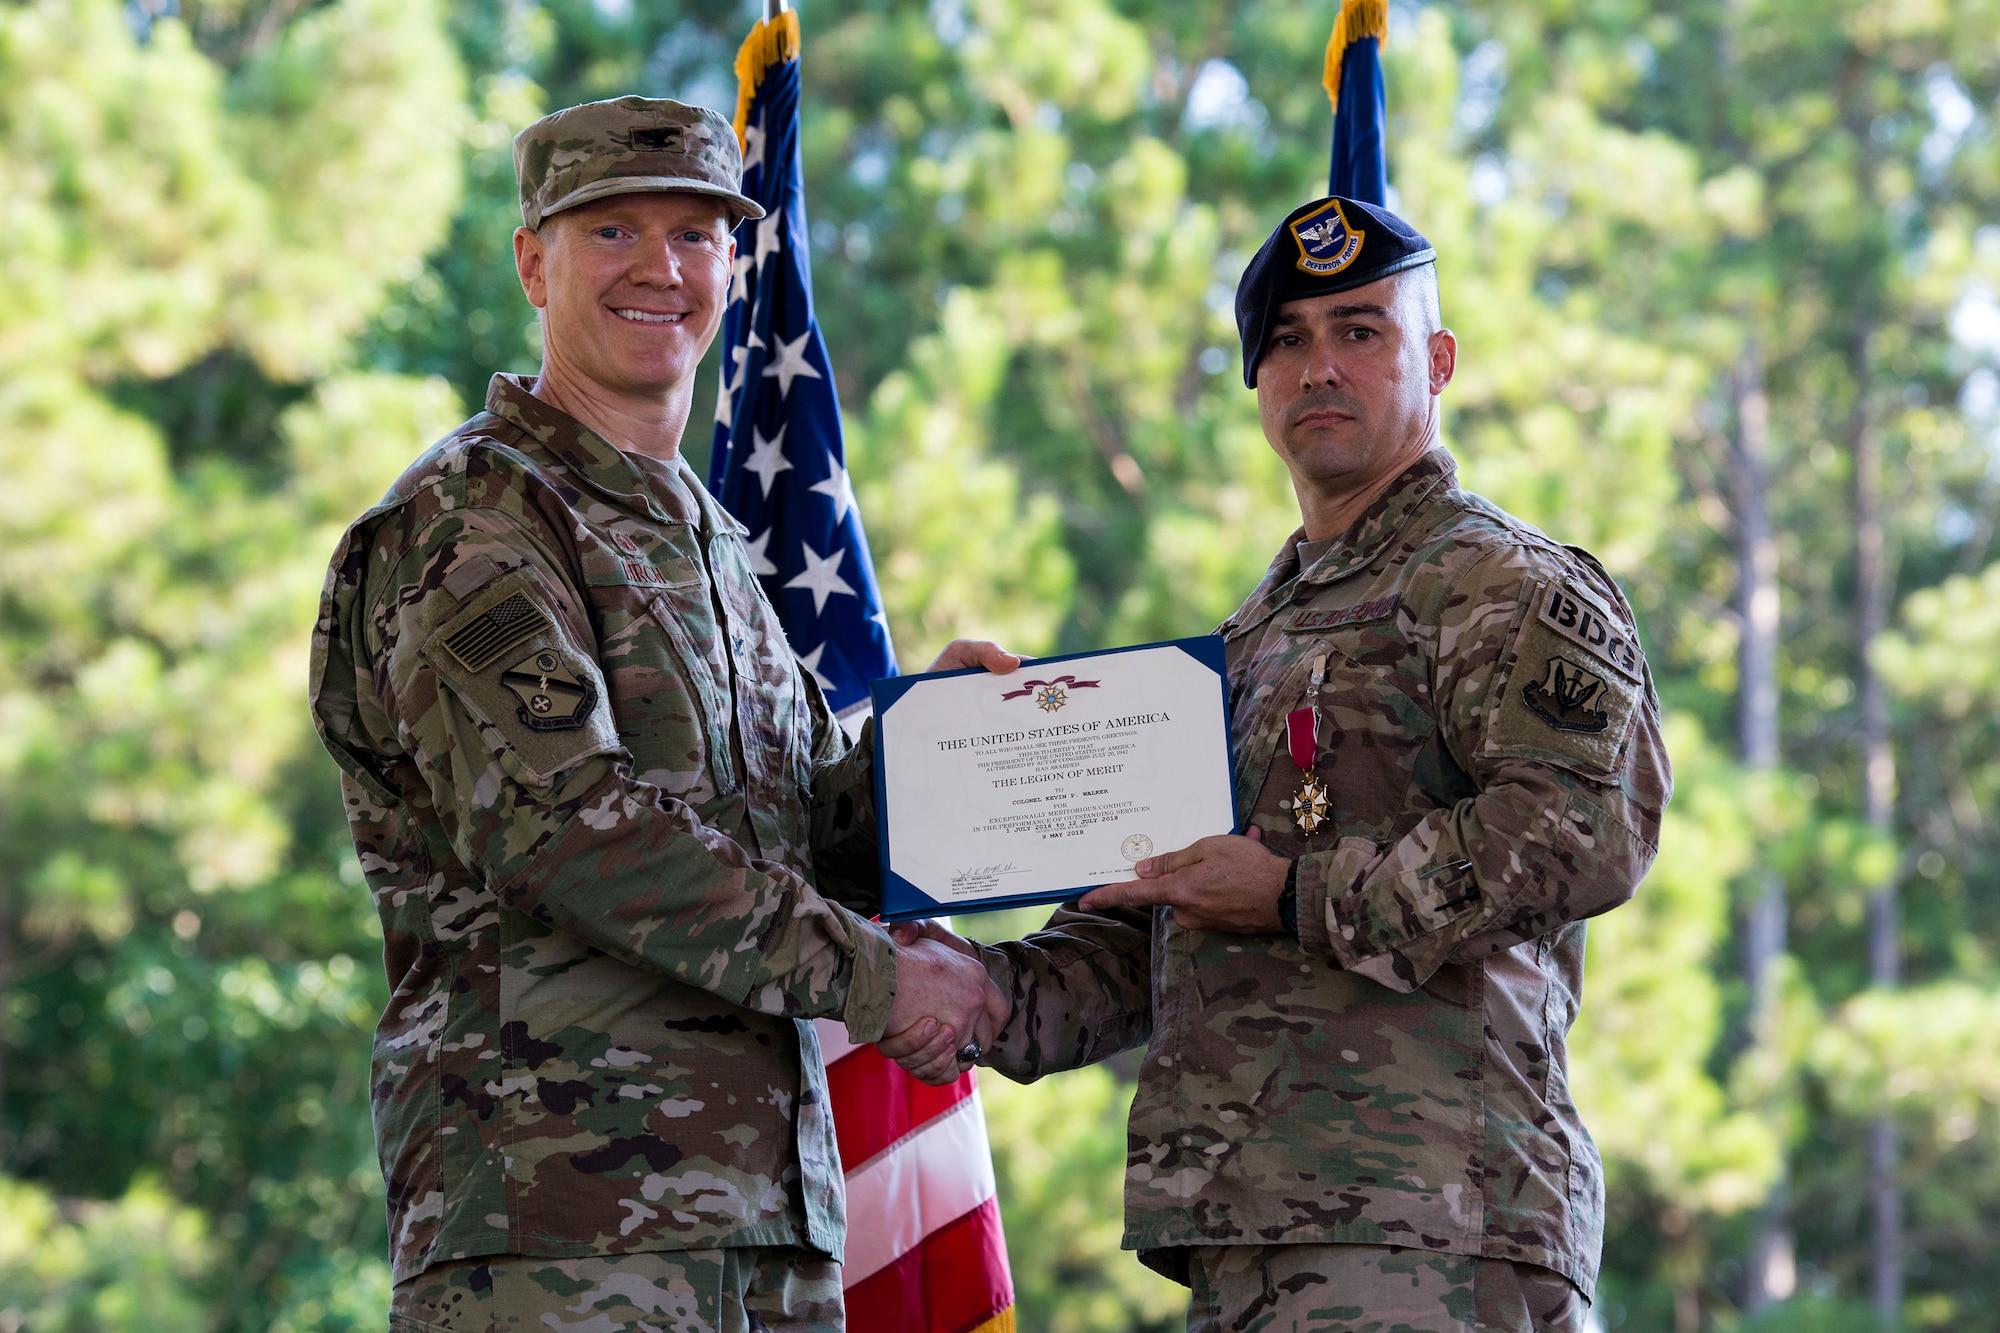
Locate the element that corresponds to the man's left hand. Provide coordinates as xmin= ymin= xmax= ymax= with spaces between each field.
xmin=926 ymin=639 xmax=1021 ymax=675
xmin=1077 ymin=825 xmax=1291 ymax=933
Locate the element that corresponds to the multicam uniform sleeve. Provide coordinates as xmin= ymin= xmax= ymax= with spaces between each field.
xmin=971 ymin=905 xmax=1156 ymax=1082
xmin=361 ymin=506 xmax=900 ymax=1042
xmin=1293 ymin=547 xmax=1673 ymax=992
xmin=804 ymin=698 xmax=882 ymax=915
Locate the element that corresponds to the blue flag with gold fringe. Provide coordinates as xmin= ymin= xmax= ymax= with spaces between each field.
xmin=1325 ymin=0 xmax=1388 ymax=202
xmin=707 ymin=9 xmax=896 ymax=720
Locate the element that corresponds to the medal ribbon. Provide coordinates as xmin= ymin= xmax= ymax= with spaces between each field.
xmin=1286 ymin=709 xmax=1316 ymax=771
xmin=1286 ymin=654 xmax=1328 ymax=771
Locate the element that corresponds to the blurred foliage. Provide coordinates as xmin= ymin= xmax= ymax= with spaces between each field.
xmin=3 ymin=0 xmax=2000 ymax=1329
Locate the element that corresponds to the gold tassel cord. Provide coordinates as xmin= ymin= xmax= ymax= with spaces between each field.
xmin=965 ymin=1307 xmax=1017 ymax=1333
xmin=732 ymin=7 xmax=802 ymax=148
xmin=1322 ymin=0 xmax=1389 ymax=113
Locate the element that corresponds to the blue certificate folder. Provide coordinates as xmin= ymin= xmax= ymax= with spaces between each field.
xmin=869 ymin=635 xmax=1236 ymax=923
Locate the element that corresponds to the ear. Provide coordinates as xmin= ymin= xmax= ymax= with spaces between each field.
xmin=1427 ymin=327 xmax=1458 ymax=395
xmin=515 ymin=225 xmax=549 ymax=310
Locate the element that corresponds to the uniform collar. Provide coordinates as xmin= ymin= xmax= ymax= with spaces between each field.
xmin=483 ymin=373 xmax=685 ymax=526
xmin=1299 ymin=447 xmax=1458 ymax=586
xmin=1221 ymin=448 xmax=1458 ymax=639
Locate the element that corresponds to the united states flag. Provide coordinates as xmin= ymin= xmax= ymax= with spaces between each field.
xmin=709 ymin=10 xmax=1016 ymax=1333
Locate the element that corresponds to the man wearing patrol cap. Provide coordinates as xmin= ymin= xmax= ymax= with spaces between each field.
xmin=884 ymin=196 xmax=1672 ymax=1330
xmin=310 ymin=95 xmax=1011 ymax=1331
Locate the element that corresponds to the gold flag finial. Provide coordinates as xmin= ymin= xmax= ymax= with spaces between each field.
xmin=732 ymin=7 xmax=803 ymax=147
xmin=1323 ymin=0 xmax=1389 ymax=114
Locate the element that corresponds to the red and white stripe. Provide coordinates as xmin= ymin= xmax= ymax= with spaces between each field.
xmin=818 ymin=1019 xmax=1015 ymax=1333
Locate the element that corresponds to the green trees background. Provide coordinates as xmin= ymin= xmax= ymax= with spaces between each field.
xmin=2 ymin=0 xmax=1998 ymax=1328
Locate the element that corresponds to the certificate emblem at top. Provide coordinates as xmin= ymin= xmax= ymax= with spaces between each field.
xmin=999 ymin=672 xmax=1102 ymax=714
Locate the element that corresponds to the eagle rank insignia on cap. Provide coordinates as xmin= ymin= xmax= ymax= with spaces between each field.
xmin=1289 ymin=199 xmax=1365 ymax=276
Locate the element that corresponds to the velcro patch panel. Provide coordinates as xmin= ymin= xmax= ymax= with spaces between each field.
xmin=441 ymin=593 xmax=553 ymax=673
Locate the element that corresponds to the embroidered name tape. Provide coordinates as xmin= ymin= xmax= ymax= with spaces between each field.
xmin=443 ymin=594 xmax=553 ymax=673
xmin=1537 ymin=583 xmax=1641 ymax=681
xmin=1286 ymin=596 xmax=1400 ymax=634
xmin=617 ymin=559 xmax=676 ymax=587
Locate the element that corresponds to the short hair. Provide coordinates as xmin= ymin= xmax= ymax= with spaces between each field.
xmin=1406 ymin=263 xmax=1442 ymax=338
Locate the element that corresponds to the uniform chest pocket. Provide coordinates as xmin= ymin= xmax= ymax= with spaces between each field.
xmin=577 ymin=544 xmax=733 ymax=800
xmin=1310 ymin=630 xmax=1439 ymax=832
xmin=1313 ymin=630 xmax=1437 ymax=744
xmin=1239 ymin=602 xmax=1435 ymax=850
xmin=641 ymin=587 xmax=739 ymax=796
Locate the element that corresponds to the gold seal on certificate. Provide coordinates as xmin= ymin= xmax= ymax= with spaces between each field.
xmin=871 ymin=637 xmax=1236 ymax=920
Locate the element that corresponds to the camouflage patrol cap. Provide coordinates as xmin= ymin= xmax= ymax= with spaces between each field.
xmin=513 ymin=96 xmax=765 ymax=229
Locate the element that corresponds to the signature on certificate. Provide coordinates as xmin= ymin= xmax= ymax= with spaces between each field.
xmin=950 ymin=861 xmax=1027 ymax=894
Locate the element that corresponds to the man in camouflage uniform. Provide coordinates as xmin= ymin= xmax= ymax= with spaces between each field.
xmin=309 ymin=97 xmax=1009 ymax=1333
xmin=885 ymin=197 xmax=1672 ymax=1330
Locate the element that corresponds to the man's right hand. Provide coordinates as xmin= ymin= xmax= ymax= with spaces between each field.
xmin=880 ymin=922 xmax=1009 ymax=1085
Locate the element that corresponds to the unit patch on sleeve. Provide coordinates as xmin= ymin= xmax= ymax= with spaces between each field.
xmin=1484 ymin=577 xmax=1648 ymax=777
xmin=1535 ymin=582 xmax=1641 ymax=681
xmin=501 ymin=649 xmax=597 ymax=730
xmin=1521 ymin=655 xmax=1612 ymax=733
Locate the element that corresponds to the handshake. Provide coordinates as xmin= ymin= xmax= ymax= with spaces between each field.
xmin=877 ymin=919 xmax=1009 ymax=1085
xmin=864 ymin=635 xmax=1019 ymax=1086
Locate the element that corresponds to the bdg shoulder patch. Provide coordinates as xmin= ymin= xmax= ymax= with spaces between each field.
xmin=1483 ymin=575 xmax=1647 ymax=778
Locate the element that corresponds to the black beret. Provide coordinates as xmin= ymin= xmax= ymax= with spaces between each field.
xmin=1235 ymin=195 xmax=1436 ymax=388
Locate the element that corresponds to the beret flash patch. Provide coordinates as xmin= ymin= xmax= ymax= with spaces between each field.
xmin=1290 ymin=198 xmax=1364 ymax=276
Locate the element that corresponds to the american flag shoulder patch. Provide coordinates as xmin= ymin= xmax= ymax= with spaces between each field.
xmin=441 ymin=593 xmax=552 ymax=673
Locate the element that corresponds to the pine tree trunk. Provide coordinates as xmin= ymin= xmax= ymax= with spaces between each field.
xmin=1851 ymin=320 xmax=1902 ymax=1328
xmin=0 ymin=899 xmax=9 ymax=1166
xmin=1731 ymin=342 xmax=1795 ymax=1312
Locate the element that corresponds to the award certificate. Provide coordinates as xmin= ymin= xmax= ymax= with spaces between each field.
xmin=871 ymin=636 xmax=1236 ymax=921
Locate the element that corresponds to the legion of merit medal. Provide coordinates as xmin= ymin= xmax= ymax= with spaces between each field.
xmin=1282 ymin=654 xmax=1330 ymax=835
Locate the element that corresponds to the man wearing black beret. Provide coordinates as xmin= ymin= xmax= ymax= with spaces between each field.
xmin=884 ymin=196 xmax=1673 ymax=1330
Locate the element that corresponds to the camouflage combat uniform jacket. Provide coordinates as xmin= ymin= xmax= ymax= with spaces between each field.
xmin=309 ymin=375 xmax=894 ymax=1284
xmin=979 ymin=449 xmax=1671 ymax=1295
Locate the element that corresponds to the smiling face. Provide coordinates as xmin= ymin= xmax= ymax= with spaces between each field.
xmin=1253 ymin=267 xmax=1455 ymax=501
xmin=514 ymin=191 xmax=735 ymax=402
